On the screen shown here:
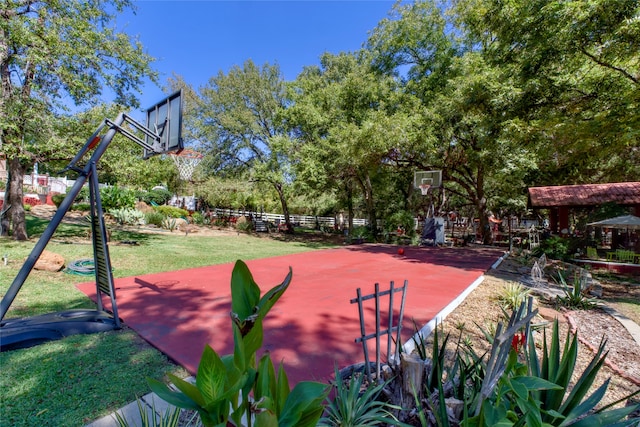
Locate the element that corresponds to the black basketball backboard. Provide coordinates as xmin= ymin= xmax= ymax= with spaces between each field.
xmin=143 ymin=90 xmax=184 ymax=158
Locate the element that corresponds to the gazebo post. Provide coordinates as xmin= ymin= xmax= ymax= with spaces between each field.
xmin=558 ymin=206 xmax=570 ymax=234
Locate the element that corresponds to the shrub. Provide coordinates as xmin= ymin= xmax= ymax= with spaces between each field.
xmin=100 ymin=185 xmax=136 ymax=211
xmin=235 ymin=219 xmax=253 ymax=233
xmin=191 ymin=211 xmax=208 ymax=225
xmin=213 ymin=217 xmax=230 ymax=227
xmin=145 ymin=211 xmax=165 ymax=227
xmin=534 ymin=235 xmax=570 ymax=260
xmin=71 ymin=203 xmax=91 ymax=212
xmin=51 ymin=193 xmax=66 ymax=208
xmin=385 ymin=210 xmax=416 ymax=236
xmin=350 ymin=226 xmax=372 ymax=243
xmin=109 ymin=208 xmax=145 ymax=226
xmin=153 ymin=205 xmax=188 ymax=218
xmin=140 ymin=188 xmax=173 ymax=206
xmin=75 ymin=186 xmax=90 ymax=203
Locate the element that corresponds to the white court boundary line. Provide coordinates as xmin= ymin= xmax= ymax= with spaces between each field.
xmin=403 ymin=252 xmax=509 ymax=355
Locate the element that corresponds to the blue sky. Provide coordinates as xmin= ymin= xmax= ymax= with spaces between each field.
xmin=116 ymin=1 xmax=397 ymax=113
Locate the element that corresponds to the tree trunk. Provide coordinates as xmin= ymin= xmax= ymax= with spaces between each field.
xmin=274 ymin=182 xmax=294 ymax=234
xmin=361 ymin=173 xmax=378 ymax=237
xmin=0 ymin=168 xmax=10 ymax=236
xmin=401 ymin=353 xmax=427 ymax=410
xmin=474 ymin=166 xmax=492 ymax=245
xmin=346 ymin=181 xmax=354 ymax=233
xmin=7 ymin=156 xmax=28 ymax=240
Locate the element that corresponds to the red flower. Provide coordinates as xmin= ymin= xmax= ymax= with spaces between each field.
xmin=511 ymin=332 xmax=526 ymax=352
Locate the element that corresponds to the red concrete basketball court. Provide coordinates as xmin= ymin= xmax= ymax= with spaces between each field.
xmin=77 ymin=245 xmax=503 ymax=385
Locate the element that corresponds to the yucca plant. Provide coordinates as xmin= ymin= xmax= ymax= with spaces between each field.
xmin=318 ymin=366 xmax=405 ymax=426
xmin=113 ymin=398 xmax=185 ymax=427
xmin=161 ymin=217 xmax=178 ymax=232
xmin=555 ymin=271 xmax=598 ymax=310
xmin=425 ymin=324 xmax=452 ymax=394
xmin=109 ymin=207 xmax=145 ymax=225
xmin=497 ymin=282 xmax=531 ymax=311
xmin=525 ymin=319 xmax=640 ymax=426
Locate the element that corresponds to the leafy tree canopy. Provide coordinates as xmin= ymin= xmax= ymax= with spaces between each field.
xmin=1 ymin=0 xmax=156 ymax=239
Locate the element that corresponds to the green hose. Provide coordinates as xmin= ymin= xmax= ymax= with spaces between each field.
xmin=65 ymin=258 xmax=96 ymax=275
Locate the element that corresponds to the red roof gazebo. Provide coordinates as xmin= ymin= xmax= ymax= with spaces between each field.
xmin=528 ymin=182 xmax=640 ymax=234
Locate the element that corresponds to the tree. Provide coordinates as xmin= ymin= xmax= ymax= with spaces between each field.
xmin=288 ymin=52 xmax=424 ymax=235
xmin=368 ymin=1 xmax=523 ymax=242
xmin=366 ymin=0 xmax=457 ymax=100
xmin=195 ymin=60 xmax=297 ymax=232
xmin=454 ymin=0 xmax=640 ymax=184
xmin=1 ymin=0 xmax=155 ymax=239
xmin=430 ymin=53 xmax=537 ymax=243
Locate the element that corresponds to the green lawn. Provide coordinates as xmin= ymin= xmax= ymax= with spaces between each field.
xmin=0 ymin=216 xmax=334 ymax=426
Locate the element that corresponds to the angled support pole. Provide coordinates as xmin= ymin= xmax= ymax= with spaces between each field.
xmin=1 ymin=92 xmax=181 ymax=351
xmin=0 ymin=113 xmax=125 ymax=321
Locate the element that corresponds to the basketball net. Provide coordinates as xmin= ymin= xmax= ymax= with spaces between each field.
xmin=170 ymin=149 xmax=203 ymax=181
xmin=419 ymin=184 xmax=431 ymax=196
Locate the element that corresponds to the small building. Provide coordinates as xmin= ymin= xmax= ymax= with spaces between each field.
xmin=528 ymin=182 xmax=640 ymax=234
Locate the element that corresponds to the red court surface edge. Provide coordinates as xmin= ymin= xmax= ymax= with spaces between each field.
xmin=77 ymin=245 xmax=503 ymax=385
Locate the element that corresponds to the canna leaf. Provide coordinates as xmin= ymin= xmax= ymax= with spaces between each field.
xmin=255 ymin=353 xmax=277 ymax=403
xmin=278 ymin=381 xmax=329 ymax=427
xmin=255 ymin=409 xmax=279 ymax=427
xmin=230 ymin=260 xmax=261 ymax=321
xmin=196 ymin=345 xmax=228 ymax=404
xmin=255 ymin=266 xmax=293 ymax=320
xmin=276 ymin=360 xmax=291 ymax=415
xmin=147 ymin=377 xmax=201 ymax=410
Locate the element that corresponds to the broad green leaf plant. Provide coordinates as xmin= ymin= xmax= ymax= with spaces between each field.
xmin=148 ymin=260 xmax=329 ymax=427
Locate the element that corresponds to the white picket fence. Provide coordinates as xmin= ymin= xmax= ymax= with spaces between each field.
xmin=211 ymin=208 xmax=368 ymax=228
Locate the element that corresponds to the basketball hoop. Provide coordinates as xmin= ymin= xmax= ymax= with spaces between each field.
xmin=414 ymin=170 xmax=441 ymax=195
xmin=170 ymin=149 xmax=203 ymax=181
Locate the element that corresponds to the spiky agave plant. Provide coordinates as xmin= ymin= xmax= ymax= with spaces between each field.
xmin=525 ymin=319 xmax=640 ymax=426
xmin=319 ymin=366 xmax=405 ymax=427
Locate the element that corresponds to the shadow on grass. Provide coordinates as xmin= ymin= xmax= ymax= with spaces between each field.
xmin=266 ymin=230 xmax=343 ymax=249
xmin=26 ymin=216 xmax=159 ymax=245
xmin=26 ymin=216 xmax=89 ymax=239
xmin=0 ymin=328 xmax=180 ymax=427
xmin=109 ymin=229 xmax=161 ymax=245
xmin=3 ymin=295 xmax=96 ymax=319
